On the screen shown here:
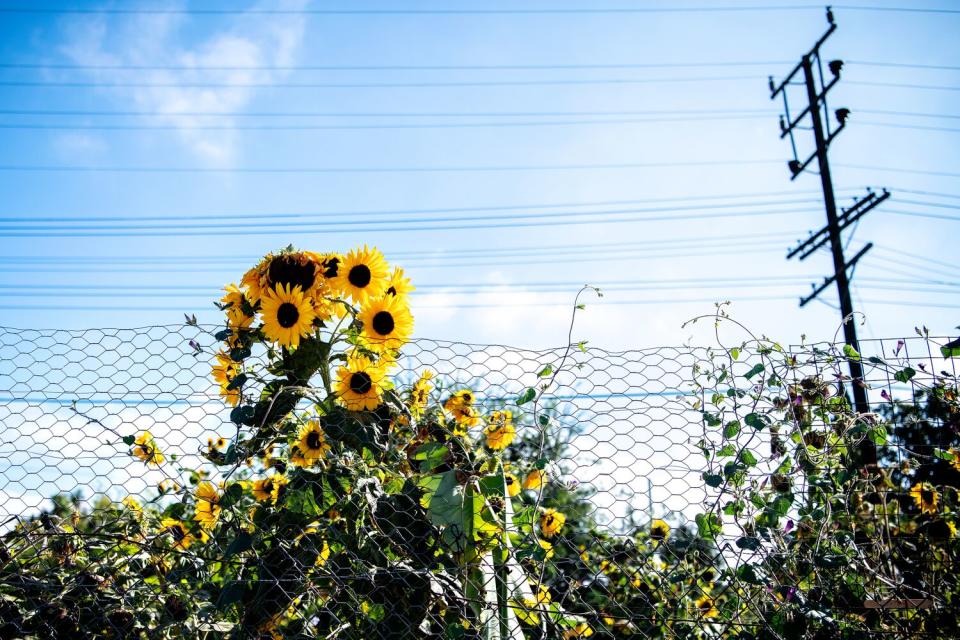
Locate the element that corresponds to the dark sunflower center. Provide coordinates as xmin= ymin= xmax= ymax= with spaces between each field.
xmin=306 ymin=431 xmax=322 ymax=450
xmin=323 ymin=257 xmax=340 ymax=278
xmin=922 ymin=489 xmax=934 ymax=503
xmin=268 ymin=255 xmax=316 ymax=291
xmin=169 ymin=525 xmax=186 ymax=542
xmin=277 ymin=302 xmax=300 ymax=328
xmin=371 ymin=311 xmax=395 ymax=336
xmin=386 ymin=286 xmax=397 ymax=296
xmin=506 ymin=477 xmax=515 ymax=486
xmin=348 ymin=264 xmax=372 ymax=288
xmin=349 ymin=371 xmax=373 ymax=395
xmin=699 ymin=599 xmax=712 ymax=611
xmin=263 ymin=480 xmax=273 ymax=494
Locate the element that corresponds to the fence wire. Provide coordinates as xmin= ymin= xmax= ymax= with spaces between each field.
xmin=0 ymin=325 xmax=957 ymax=639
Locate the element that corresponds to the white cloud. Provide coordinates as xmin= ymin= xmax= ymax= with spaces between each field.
xmin=58 ymin=0 xmax=310 ymax=163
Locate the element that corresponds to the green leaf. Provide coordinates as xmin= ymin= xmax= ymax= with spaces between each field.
xmin=537 ymin=364 xmax=554 ymax=378
xmin=412 ymin=443 xmax=448 ymax=473
xmin=744 ymin=364 xmax=764 ymax=380
xmin=941 ymin=342 xmax=960 ymax=358
xmin=517 ymin=388 xmax=536 ymax=406
xmin=934 ymin=448 xmax=956 ymax=462
xmin=744 ymin=412 xmax=768 ymax=430
xmin=224 ymin=531 xmax=254 ymax=558
xmin=723 ymin=421 xmax=741 ymax=439
xmin=121 ymin=435 xmax=135 ymax=446
xmin=577 ymin=340 xmax=588 ymax=353
xmin=695 ymin=513 xmax=722 ymax=540
xmin=286 ymin=488 xmax=322 ymax=517
xmin=893 ymin=367 xmax=916 ymax=383
xmin=702 ymin=473 xmax=724 ymax=488
xmin=739 ymin=449 xmax=758 ymax=466
xmin=842 ymin=344 xmax=861 ymax=361
xmin=868 ymin=356 xmax=884 ymax=365
xmin=730 ymin=347 xmax=741 ymax=360
xmin=868 ymin=425 xmax=888 ymax=446
xmin=215 ymin=582 xmax=245 ymax=610
xmin=736 ymin=536 xmax=760 ymax=551
xmin=717 ymin=444 xmax=736 ymax=458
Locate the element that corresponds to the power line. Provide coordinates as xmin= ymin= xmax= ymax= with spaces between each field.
xmin=0 ymin=188 xmax=826 ymax=223
xmin=0 ymin=5 xmax=957 ymax=15
xmin=0 ymin=114 xmax=773 ymax=132
xmin=0 ymin=107 xmax=773 ymax=118
xmin=836 ymin=164 xmax=960 ymax=178
xmin=846 ymin=80 xmax=960 ymax=91
xmin=0 ymin=75 xmax=765 ymax=89
xmin=0 ymin=208 xmax=820 ymax=238
xmin=0 ymin=197 xmax=818 ymax=226
xmin=0 ymin=158 xmax=784 ymax=175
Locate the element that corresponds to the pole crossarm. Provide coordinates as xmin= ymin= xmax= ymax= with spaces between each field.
xmin=800 ymin=242 xmax=873 ymax=307
xmin=787 ymin=189 xmax=890 ymax=260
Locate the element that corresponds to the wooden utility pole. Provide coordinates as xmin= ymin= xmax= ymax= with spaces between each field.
xmin=770 ymin=8 xmax=890 ymax=463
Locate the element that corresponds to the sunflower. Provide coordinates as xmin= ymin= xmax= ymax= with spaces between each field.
xmin=296 ymin=420 xmax=331 ymax=465
xmin=241 ymin=255 xmax=271 ymax=304
xmin=193 ymin=482 xmax=221 ymax=530
xmin=910 ymin=482 xmax=939 ymax=515
xmin=333 ymin=245 xmax=390 ymax=305
xmin=288 ymin=445 xmax=309 ymax=468
xmin=537 ymin=538 xmax=554 ymax=559
xmin=264 ymin=251 xmax=321 ymax=295
xmin=650 ymin=519 xmax=670 ymax=541
xmin=524 ymin=469 xmax=546 ymax=491
xmin=334 ymin=353 xmax=388 ymax=411
xmin=122 ymin=496 xmax=142 ymax=516
xmin=221 ymin=283 xmax=255 ymax=329
xmin=504 ymin=473 xmax=521 ymax=498
xmin=563 ymin=622 xmax=594 ymax=639
xmin=358 ymin=294 xmax=414 ymax=353
xmin=443 ymin=389 xmax=482 ymax=429
xmin=212 ymin=351 xmax=241 ymax=406
xmin=409 ymin=369 xmax=434 ymax=418
xmin=207 ymin=437 xmax=227 ymax=454
xmin=251 ymin=475 xmax=288 ymax=504
xmin=260 ymin=283 xmax=316 ymax=348
xmin=160 ymin=518 xmax=202 ymax=550
xmin=485 ymin=420 xmax=516 ymax=451
xmin=132 ymin=431 xmax=164 ymax=465
xmin=949 ymin=447 xmax=960 ymax=473
xmin=695 ymin=595 xmax=719 ymax=618
xmin=540 ymin=508 xmax=566 ymax=538
xmin=385 ymin=266 xmax=415 ymax=298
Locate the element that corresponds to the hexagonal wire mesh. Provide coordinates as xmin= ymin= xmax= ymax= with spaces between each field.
xmin=0 ymin=325 xmax=956 ymax=638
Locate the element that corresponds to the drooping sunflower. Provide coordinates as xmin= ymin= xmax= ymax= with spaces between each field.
xmin=264 ymin=251 xmax=321 ymax=295
xmin=540 ymin=508 xmax=566 ymax=538
xmin=333 ymin=245 xmax=390 ymax=305
xmin=220 ymin=283 xmax=255 ymax=329
xmin=950 ymin=447 xmax=960 ymax=473
xmin=288 ymin=445 xmax=309 ymax=469
xmin=160 ymin=518 xmax=201 ymax=550
xmin=358 ymin=293 xmax=414 ymax=353
xmin=251 ymin=475 xmax=288 ymax=504
xmin=649 ymin=519 xmax=671 ymax=541
xmin=409 ymin=369 xmax=434 ymax=418
xmin=212 ymin=351 xmax=241 ymax=406
xmin=504 ymin=473 xmax=521 ymax=498
xmin=910 ymin=482 xmax=939 ymax=515
xmin=694 ymin=595 xmax=719 ymax=618
xmin=385 ymin=266 xmax=415 ymax=298
xmin=241 ymin=254 xmax=271 ymax=304
xmin=193 ymin=482 xmax=221 ymax=530
xmin=132 ymin=431 xmax=164 ymax=465
xmin=443 ymin=389 xmax=482 ymax=429
xmin=122 ymin=496 xmax=142 ymax=516
xmin=523 ymin=469 xmax=546 ymax=491
xmin=296 ymin=420 xmax=331 ymax=465
xmin=260 ymin=283 xmax=316 ymax=348
xmin=335 ymin=353 xmax=388 ymax=411
xmin=484 ymin=410 xmax=515 ymax=449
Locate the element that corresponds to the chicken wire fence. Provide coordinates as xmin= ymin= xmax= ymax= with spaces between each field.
xmin=0 ymin=324 xmax=956 ymax=639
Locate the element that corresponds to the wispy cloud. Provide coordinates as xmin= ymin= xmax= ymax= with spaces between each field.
xmin=58 ymin=0 xmax=309 ymax=163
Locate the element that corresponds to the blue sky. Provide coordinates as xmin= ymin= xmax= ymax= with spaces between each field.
xmin=0 ymin=0 xmax=957 ymax=350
